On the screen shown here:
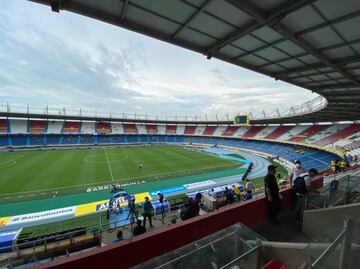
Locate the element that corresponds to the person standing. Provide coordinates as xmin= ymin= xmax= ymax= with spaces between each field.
xmin=142 ymin=197 xmax=153 ymax=228
xmin=244 ymin=179 xmax=255 ymax=200
xmin=289 ymin=160 xmax=306 ymax=209
xmin=264 ymin=165 xmax=282 ymax=225
xmin=232 ymin=185 xmax=242 ymax=201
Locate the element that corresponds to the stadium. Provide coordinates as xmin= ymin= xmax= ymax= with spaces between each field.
xmin=0 ymin=0 xmax=360 ymax=269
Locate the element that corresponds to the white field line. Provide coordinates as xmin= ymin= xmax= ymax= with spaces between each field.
xmin=0 ymin=155 xmax=24 ymax=166
xmin=103 ymin=148 xmax=114 ymax=181
xmin=0 ymin=163 xmax=240 ymax=197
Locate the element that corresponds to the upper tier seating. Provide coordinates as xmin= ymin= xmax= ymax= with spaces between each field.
xmin=47 ymin=121 xmax=64 ymax=134
xmin=0 ymin=119 xmax=8 ymax=134
xmin=252 ymin=126 xmax=277 ymax=139
xmin=203 ymin=126 xmax=217 ymax=135
xmin=291 ymin=125 xmax=330 ymax=142
xmin=243 ymin=126 xmax=265 ymax=139
xmin=156 ymin=125 xmax=166 ymax=135
xmin=184 ymin=125 xmax=196 ymax=135
xmin=10 ymin=119 xmax=27 ymax=134
xmin=316 ymin=124 xmax=360 ymax=146
xmin=223 ymin=126 xmax=239 ymax=136
xmin=266 ymin=126 xmax=294 ymax=140
xmin=166 ymin=125 xmax=177 ymax=135
xmin=29 ymin=120 xmax=47 ymax=134
xmin=63 ymin=121 xmax=81 ymax=134
xmin=146 ymin=124 xmax=157 ymax=134
xmin=212 ymin=126 xmax=227 ymax=136
xmin=306 ymin=124 xmax=348 ymax=144
xmin=123 ymin=123 xmax=138 ymax=134
xmin=96 ymin=122 xmax=111 ymax=134
xmin=81 ymin=122 xmax=95 ymax=134
xmin=135 ymin=124 xmax=147 ymax=134
xmin=194 ymin=125 xmax=206 ymax=135
xmin=111 ymin=123 xmax=124 ymax=134
xmin=176 ymin=125 xmax=185 ymax=135
xmin=278 ymin=125 xmax=309 ymax=140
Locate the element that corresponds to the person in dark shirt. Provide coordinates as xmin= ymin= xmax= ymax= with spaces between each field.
xmin=264 ymin=165 xmax=282 ymax=225
xmin=133 ymin=220 xmax=146 ymax=236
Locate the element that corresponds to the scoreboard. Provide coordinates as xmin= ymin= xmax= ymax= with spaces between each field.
xmin=233 ymin=115 xmax=249 ymax=125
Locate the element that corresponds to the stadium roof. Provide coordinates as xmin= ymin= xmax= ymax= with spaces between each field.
xmin=29 ymin=0 xmax=360 ymax=124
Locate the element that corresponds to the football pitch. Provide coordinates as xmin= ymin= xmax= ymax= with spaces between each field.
xmin=0 ymin=145 xmax=238 ymax=196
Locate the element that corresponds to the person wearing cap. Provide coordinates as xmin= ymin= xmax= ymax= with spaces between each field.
xmin=264 ymin=165 xmax=281 ymax=225
xmin=289 ymin=160 xmax=306 ymax=210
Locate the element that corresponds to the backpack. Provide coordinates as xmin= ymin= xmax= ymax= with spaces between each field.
xmin=180 ymin=202 xmax=193 ymax=220
xmin=293 ymin=175 xmax=307 ymax=194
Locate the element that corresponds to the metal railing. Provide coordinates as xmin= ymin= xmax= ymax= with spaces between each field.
xmin=0 ymin=96 xmax=327 ymax=122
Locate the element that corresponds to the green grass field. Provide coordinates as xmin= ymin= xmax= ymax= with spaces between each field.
xmin=0 ymin=146 xmax=237 ymax=196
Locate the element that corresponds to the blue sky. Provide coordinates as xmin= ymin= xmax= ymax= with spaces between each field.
xmin=0 ymin=0 xmax=318 ymax=118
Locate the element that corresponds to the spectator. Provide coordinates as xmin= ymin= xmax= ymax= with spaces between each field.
xmin=158 ymin=192 xmax=164 ymax=203
xmin=133 ymin=220 xmax=146 ymax=236
xmin=210 ymin=188 xmax=217 ymax=199
xmin=113 ymin=230 xmax=124 ymax=243
xmin=224 ymin=187 xmax=235 ymax=204
xmin=245 ymin=179 xmax=255 ymax=200
xmin=142 ymin=196 xmax=153 ymax=228
xmin=335 ymin=159 xmax=341 ymax=173
xmin=232 ymin=185 xmax=242 ymax=201
xmin=288 ymin=160 xmax=306 ymax=186
xmin=293 ymin=168 xmax=318 ymax=221
xmin=180 ymin=193 xmax=202 ymax=220
xmin=289 ymin=160 xmax=306 ymax=209
xmin=264 ymin=165 xmax=282 ymax=225
xmin=340 ymin=159 xmax=347 ymax=172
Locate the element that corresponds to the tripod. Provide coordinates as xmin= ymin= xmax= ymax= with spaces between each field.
xmin=125 ymin=204 xmax=139 ymax=231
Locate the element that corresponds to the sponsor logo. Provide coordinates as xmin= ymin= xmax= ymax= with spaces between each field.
xmin=86 ymin=181 xmax=146 ymax=192
xmin=184 ymin=180 xmax=216 ymax=190
xmin=149 ymin=186 xmax=186 ymax=197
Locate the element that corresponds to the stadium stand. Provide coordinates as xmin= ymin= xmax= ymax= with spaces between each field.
xmin=146 ymin=124 xmax=157 ymax=134
xmin=80 ymin=122 xmax=95 ymax=134
xmin=194 ymin=125 xmax=205 ymax=135
xmin=265 ymin=126 xmax=293 ymax=140
xmin=176 ymin=124 xmax=185 ymax=135
xmin=9 ymin=119 xmax=27 ymax=134
xmin=29 ymin=120 xmax=47 ymax=134
xmin=135 ymin=123 xmax=147 ymax=135
xmin=251 ymin=126 xmax=277 ymax=139
xmin=166 ymin=125 xmax=177 ymax=135
xmin=123 ymin=123 xmax=138 ymax=134
xmin=316 ymin=124 xmax=360 ymax=147
xmin=156 ymin=124 xmax=166 ymax=135
xmin=96 ymin=122 xmax=111 ymax=134
xmin=223 ymin=125 xmax=239 ymax=136
xmin=291 ymin=125 xmax=329 ymax=142
xmin=203 ymin=125 xmax=217 ymax=136
xmin=184 ymin=125 xmax=196 ymax=135
xmin=278 ymin=125 xmax=309 ymax=141
xmin=0 ymin=119 xmax=9 ymax=134
xmin=47 ymin=121 xmax=63 ymax=134
xmin=63 ymin=121 xmax=81 ymax=134
xmin=212 ymin=125 xmax=227 ymax=136
xmin=111 ymin=123 xmax=124 ymax=134
xmin=243 ymin=126 xmax=265 ymax=139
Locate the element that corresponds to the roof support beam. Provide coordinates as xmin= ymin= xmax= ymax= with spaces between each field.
xmin=206 ymin=0 xmax=317 ymax=55
xmin=171 ymin=0 xmax=212 ymax=39
xmin=309 ymin=83 xmax=360 ymax=90
xmin=226 ymin=0 xmax=360 ymax=86
xmin=120 ymin=0 xmax=129 ymax=21
xmin=274 ymin=55 xmax=360 ymax=77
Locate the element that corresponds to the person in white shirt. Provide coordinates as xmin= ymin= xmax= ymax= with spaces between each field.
xmin=289 ymin=160 xmax=306 ymax=186
xmin=289 ymin=160 xmax=306 ymax=209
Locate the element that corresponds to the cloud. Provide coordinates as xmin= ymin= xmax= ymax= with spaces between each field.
xmin=0 ymin=0 xmax=318 ymax=118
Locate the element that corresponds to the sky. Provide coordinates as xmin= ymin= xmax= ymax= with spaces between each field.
xmin=0 ymin=0 xmax=318 ymax=119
